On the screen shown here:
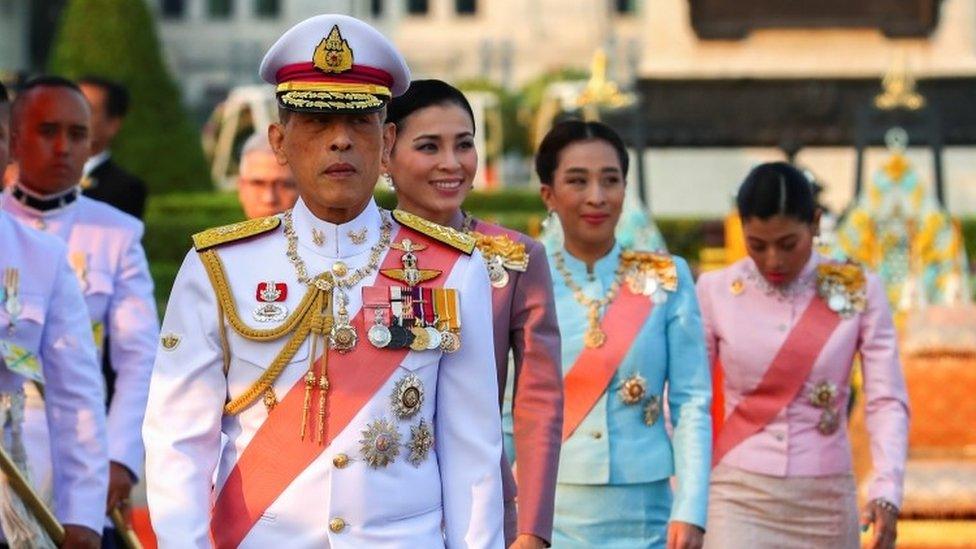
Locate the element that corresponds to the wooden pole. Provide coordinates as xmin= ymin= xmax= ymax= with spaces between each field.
xmin=0 ymin=444 xmax=64 ymax=544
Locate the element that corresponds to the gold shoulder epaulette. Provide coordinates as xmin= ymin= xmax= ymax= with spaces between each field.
xmin=192 ymin=216 xmax=281 ymax=251
xmin=817 ymin=261 xmax=866 ymax=289
xmin=472 ymin=232 xmax=529 ymax=272
xmin=392 ymin=209 xmax=475 ymax=254
xmin=621 ymin=250 xmax=678 ymax=292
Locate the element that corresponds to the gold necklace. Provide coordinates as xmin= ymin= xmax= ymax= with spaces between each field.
xmin=283 ymin=209 xmax=393 ymax=352
xmin=552 ymin=249 xmax=626 ymax=348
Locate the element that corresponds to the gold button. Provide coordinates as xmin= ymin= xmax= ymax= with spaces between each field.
xmin=333 ymin=453 xmax=349 ymax=469
xmin=591 ymin=431 xmax=603 ymax=439
xmin=331 ymin=261 xmax=348 ymax=277
xmin=329 ymin=517 xmax=346 ymax=533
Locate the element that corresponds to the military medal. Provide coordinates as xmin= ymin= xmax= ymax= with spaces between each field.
xmin=643 ymin=395 xmax=662 ymax=426
xmin=409 ymin=326 xmax=430 ymax=351
xmin=619 ymin=374 xmax=647 ymax=405
xmin=2 ymin=268 xmax=21 ymax=332
xmin=391 ymin=374 xmax=424 ymax=419
xmin=388 ymin=324 xmax=413 ymax=349
xmin=360 ymin=418 xmax=401 ymax=468
xmin=253 ymin=280 xmax=288 ymax=322
xmin=433 ymin=288 xmax=462 ymax=353
xmin=368 ymin=309 xmax=392 ymax=348
xmin=407 ymin=418 xmax=434 ymax=466
xmin=381 ymin=239 xmax=441 ymax=287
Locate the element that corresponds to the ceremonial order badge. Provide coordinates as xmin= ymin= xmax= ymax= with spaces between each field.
xmin=643 ymin=395 xmax=662 ymax=427
xmin=391 ymin=374 xmax=425 ymax=419
xmin=472 ymin=232 xmax=529 ymax=289
xmin=621 ymin=251 xmax=678 ymax=305
xmin=313 ymin=25 xmax=354 ymax=74
xmin=809 ymin=380 xmax=840 ymax=435
xmin=360 ymin=418 xmax=401 ymax=468
xmin=160 ymin=333 xmax=181 ymax=351
xmin=407 ymin=419 xmax=434 ymax=466
xmin=619 ymin=374 xmax=647 ymax=405
xmin=816 ymin=263 xmax=866 ymax=319
xmin=253 ymin=280 xmax=288 ymax=322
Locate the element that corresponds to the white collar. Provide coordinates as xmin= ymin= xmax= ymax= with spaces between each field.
xmin=83 ymin=150 xmax=111 ymax=177
xmin=291 ymin=197 xmax=383 ymax=259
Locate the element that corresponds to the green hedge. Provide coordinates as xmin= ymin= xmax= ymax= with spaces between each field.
xmin=145 ymin=191 xmax=976 ymax=308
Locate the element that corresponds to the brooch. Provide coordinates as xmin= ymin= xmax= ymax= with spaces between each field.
xmin=406 ymin=418 xmax=434 ymax=466
xmin=619 ymin=374 xmax=647 ymax=405
xmin=359 ymin=418 xmax=401 ymax=468
xmin=391 ymin=374 xmax=425 ymax=419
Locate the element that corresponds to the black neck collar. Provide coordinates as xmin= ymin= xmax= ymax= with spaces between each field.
xmin=11 ymin=184 xmax=80 ymax=213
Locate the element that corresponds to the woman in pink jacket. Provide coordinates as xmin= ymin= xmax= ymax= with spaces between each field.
xmin=697 ymin=162 xmax=909 ymax=549
xmin=385 ymin=79 xmax=563 ymax=549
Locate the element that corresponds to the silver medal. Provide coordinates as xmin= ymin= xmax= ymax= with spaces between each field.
xmin=424 ymin=326 xmax=442 ymax=350
xmin=368 ymin=324 xmax=392 ymax=348
xmin=828 ymin=292 xmax=848 ymax=313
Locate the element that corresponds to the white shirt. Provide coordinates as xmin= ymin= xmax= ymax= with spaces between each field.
xmin=2 ymin=185 xmax=158 ymax=477
xmin=0 ymin=205 xmax=108 ymax=532
xmin=144 ymin=198 xmax=504 ymax=548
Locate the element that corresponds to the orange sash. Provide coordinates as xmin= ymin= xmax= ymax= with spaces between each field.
xmin=211 ymin=227 xmax=463 ymax=548
xmin=561 ymin=287 xmax=654 ymax=441
xmin=712 ymin=296 xmax=841 ymax=466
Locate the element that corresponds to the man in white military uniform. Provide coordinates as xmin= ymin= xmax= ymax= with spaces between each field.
xmin=143 ymin=14 xmax=504 ymax=549
xmin=0 ymin=81 xmax=109 ymax=549
xmin=3 ymin=77 xmax=158 ymax=541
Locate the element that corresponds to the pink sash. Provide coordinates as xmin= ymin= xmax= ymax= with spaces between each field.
xmin=562 ymin=287 xmax=654 ymax=441
xmin=211 ymin=227 xmax=463 ymax=548
xmin=712 ymin=296 xmax=841 ymax=466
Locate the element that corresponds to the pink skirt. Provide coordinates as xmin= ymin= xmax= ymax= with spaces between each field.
xmin=703 ymin=464 xmax=860 ymax=549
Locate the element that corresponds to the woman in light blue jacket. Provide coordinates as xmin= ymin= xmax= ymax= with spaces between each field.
xmin=536 ymin=120 xmax=712 ymax=549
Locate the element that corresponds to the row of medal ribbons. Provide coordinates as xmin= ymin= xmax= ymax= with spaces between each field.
xmin=361 ymin=285 xmax=462 ymax=353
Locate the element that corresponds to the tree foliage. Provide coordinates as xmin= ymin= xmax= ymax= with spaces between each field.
xmin=48 ymin=0 xmax=210 ymax=192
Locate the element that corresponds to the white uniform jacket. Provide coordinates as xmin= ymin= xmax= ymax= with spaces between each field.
xmin=144 ymin=198 xmax=504 ymax=548
xmin=3 ymin=186 xmax=158 ymax=478
xmin=0 ymin=207 xmax=109 ymax=532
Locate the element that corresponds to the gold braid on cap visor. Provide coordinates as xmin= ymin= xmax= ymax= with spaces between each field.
xmin=276 ymin=82 xmax=392 ymax=111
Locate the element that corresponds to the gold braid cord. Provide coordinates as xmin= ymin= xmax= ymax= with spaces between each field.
xmin=197 ymin=249 xmax=334 ymax=415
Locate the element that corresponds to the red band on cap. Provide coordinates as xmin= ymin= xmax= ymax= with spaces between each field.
xmin=275 ymin=63 xmax=394 ymax=88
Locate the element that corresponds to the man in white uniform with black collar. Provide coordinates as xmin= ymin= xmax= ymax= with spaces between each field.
xmin=3 ymin=76 xmax=158 ymax=544
xmin=0 ymin=81 xmax=109 ymax=549
xmin=143 ymin=14 xmax=504 ymax=549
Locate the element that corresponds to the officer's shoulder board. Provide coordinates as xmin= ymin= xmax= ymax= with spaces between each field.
xmin=192 ymin=215 xmax=281 ymax=252
xmin=392 ymin=209 xmax=475 ymax=255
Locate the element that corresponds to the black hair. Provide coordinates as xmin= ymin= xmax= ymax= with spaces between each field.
xmin=736 ymin=161 xmax=817 ymax=223
xmin=78 ymin=75 xmax=129 ymax=118
xmin=11 ymin=75 xmax=84 ymax=126
xmin=386 ymin=79 xmax=475 ymax=133
xmin=534 ymin=119 xmax=629 ymax=185
xmin=0 ymin=81 xmax=8 ymax=104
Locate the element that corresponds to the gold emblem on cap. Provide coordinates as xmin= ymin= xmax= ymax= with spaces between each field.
xmin=313 ymin=25 xmax=354 ymax=74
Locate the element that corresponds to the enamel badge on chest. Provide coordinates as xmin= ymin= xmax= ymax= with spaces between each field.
xmin=2 ymin=268 xmax=22 ymax=333
xmin=252 ymin=280 xmax=289 ymax=322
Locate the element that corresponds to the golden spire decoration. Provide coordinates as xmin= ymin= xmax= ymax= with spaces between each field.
xmin=577 ymin=48 xmax=636 ymax=110
xmin=874 ymin=57 xmax=925 ymax=111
